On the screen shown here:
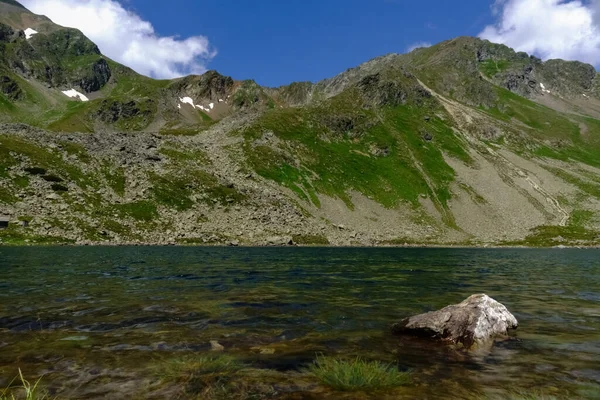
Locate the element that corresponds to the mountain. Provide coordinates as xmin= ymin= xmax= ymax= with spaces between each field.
xmin=1 ymin=1 xmax=600 ymax=247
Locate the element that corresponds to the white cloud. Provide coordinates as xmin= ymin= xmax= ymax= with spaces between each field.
xmin=480 ymin=0 xmax=600 ymax=66
xmin=20 ymin=0 xmax=216 ymax=78
xmin=406 ymin=41 xmax=432 ymax=53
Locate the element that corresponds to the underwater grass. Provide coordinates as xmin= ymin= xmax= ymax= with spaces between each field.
xmin=158 ymin=354 xmax=246 ymax=382
xmin=469 ymin=388 xmax=570 ymax=400
xmin=505 ymin=393 xmax=559 ymax=400
xmin=0 ymin=370 xmax=48 ymax=400
xmin=156 ymin=354 xmax=248 ymax=397
xmin=307 ymin=356 xmax=410 ymax=392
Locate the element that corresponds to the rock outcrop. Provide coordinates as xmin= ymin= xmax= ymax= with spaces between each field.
xmin=0 ymin=75 xmax=22 ymax=100
xmin=391 ymin=294 xmax=518 ymax=349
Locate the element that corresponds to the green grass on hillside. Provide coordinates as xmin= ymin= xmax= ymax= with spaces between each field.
xmin=0 ymin=134 xmax=100 ymax=205
xmin=542 ymin=166 xmax=600 ymax=199
xmin=0 ymin=72 xmax=71 ymax=127
xmin=103 ymin=66 xmax=171 ymax=99
xmin=476 ymin=86 xmax=600 ymax=172
xmin=159 ymin=145 xmax=211 ymax=164
xmin=484 ymin=87 xmax=580 ymax=137
xmin=0 ymin=135 xmax=98 ymax=190
xmin=502 ymin=225 xmax=600 ymax=247
xmin=101 ymin=163 xmax=126 ymax=196
xmin=0 ymin=226 xmax=72 ymax=245
xmin=292 ymin=234 xmax=330 ymax=245
xmin=113 ymin=201 xmax=158 ymax=222
xmin=149 ymin=169 xmax=246 ymax=211
xmin=479 ymin=59 xmax=511 ymax=78
xmin=242 ymin=86 xmax=469 ymax=217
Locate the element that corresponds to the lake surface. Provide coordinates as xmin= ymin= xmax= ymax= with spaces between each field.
xmin=0 ymin=247 xmax=599 ymax=399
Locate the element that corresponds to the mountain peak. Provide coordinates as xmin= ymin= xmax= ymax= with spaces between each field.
xmin=0 ymin=0 xmax=55 ymax=33
xmin=0 ymin=0 xmax=26 ymax=9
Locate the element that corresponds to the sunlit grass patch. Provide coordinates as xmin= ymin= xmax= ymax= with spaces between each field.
xmin=1 ymin=369 xmax=48 ymax=400
xmin=307 ymin=356 xmax=410 ymax=392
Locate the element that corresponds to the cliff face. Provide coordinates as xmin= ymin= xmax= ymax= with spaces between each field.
xmin=1 ymin=5 xmax=600 ymax=247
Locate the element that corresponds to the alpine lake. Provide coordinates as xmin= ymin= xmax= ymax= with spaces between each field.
xmin=0 ymin=247 xmax=599 ymax=399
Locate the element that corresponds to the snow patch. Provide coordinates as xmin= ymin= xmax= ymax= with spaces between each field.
xmin=178 ymin=96 xmax=214 ymax=112
xmin=583 ymin=93 xmax=589 ymax=98
xmin=24 ymin=28 xmax=38 ymax=40
xmin=179 ymin=97 xmax=196 ymax=107
xmin=218 ymin=99 xmax=224 ymax=103
xmin=177 ymin=103 xmax=181 ymax=109
xmin=540 ymin=82 xmax=551 ymax=94
xmin=62 ymin=89 xmax=89 ymax=102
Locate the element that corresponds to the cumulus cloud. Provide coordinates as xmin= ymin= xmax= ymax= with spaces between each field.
xmin=480 ymin=0 xmax=600 ymax=66
xmin=20 ymin=0 xmax=215 ymax=78
xmin=406 ymin=41 xmax=432 ymax=53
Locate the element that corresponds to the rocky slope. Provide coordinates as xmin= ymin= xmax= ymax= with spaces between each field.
xmin=1 ymin=1 xmax=600 ymax=246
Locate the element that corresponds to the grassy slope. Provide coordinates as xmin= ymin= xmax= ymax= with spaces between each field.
xmin=404 ymin=39 xmax=600 ymax=243
xmin=21 ymin=65 xmax=221 ymax=133
xmin=47 ymin=64 xmax=172 ymax=132
xmin=0 ymin=132 xmax=249 ymax=243
xmin=242 ymin=79 xmax=471 ymax=232
xmin=0 ymin=28 xmax=209 ymax=133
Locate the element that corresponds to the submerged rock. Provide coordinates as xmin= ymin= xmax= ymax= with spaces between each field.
xmin=265 ymin=236 xmax=294 ymax=246
xmin=391 ymin=294 xmax=518 ymax=349
xmin=210 ymin=340 xmax=225 ymax=352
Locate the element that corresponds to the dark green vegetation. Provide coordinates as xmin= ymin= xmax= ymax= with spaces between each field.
xmin=242 ymin=80 xmax=470 ymax=213
xmin=504 ymin=225 xmax=600 ymax=247
xmin=157 ymin=354 xmax=247 ymax=395
xmin=113 ymin=201 xmax=158 ymax=222
xmin=307 ymin=356 xmax=410 ymax=391
xmin=149 ymin=170 xmax=246 ymax=211
xmin=0 ymin=370 xmax=48 ymax=400
xmin=0 ymin=223 xmax=72 ymax=245
xmin=292 ymin=234 xmax=330 ymax=245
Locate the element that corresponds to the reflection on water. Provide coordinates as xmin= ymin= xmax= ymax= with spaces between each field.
xmin=0 ymin=247 xmax=599 ymax=399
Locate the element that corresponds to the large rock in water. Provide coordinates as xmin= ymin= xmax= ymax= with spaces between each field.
xmin=391 ymin=294 xmax=518 ymax=349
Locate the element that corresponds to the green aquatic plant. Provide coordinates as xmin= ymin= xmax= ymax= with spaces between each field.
xmin=307 ymin=356 xmax=410 ymax=392
xmin=156 ymin=354 xmax=247 ymax=397
xmin=468 ymin=389 xmax=564 ymax=400
xmin=503 ymin=391 xmax=561 ymax=400
xmin=0 ymin=369 xmax=48 ymax=400
xmin=158 ymin=354 xmax=245 ymax=382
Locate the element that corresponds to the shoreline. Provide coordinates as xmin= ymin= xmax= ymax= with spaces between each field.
xmin=1 ymin=241 xmax=598 ymax=249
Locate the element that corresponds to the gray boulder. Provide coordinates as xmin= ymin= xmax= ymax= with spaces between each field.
xmin=265 ymin=236 xmax=294 ymax=246
xmin=391 ymin=294 xmax=518 ymax=349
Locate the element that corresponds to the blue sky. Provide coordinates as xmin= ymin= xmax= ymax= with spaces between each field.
xmin=130 ymin=0 xmax=494 ymax=87
xmin=21 ymin=0 xmax=600 ymax=86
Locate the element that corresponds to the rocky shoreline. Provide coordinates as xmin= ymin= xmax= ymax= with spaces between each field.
xmin=1 ymin=238 xmax=598 ymax=248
